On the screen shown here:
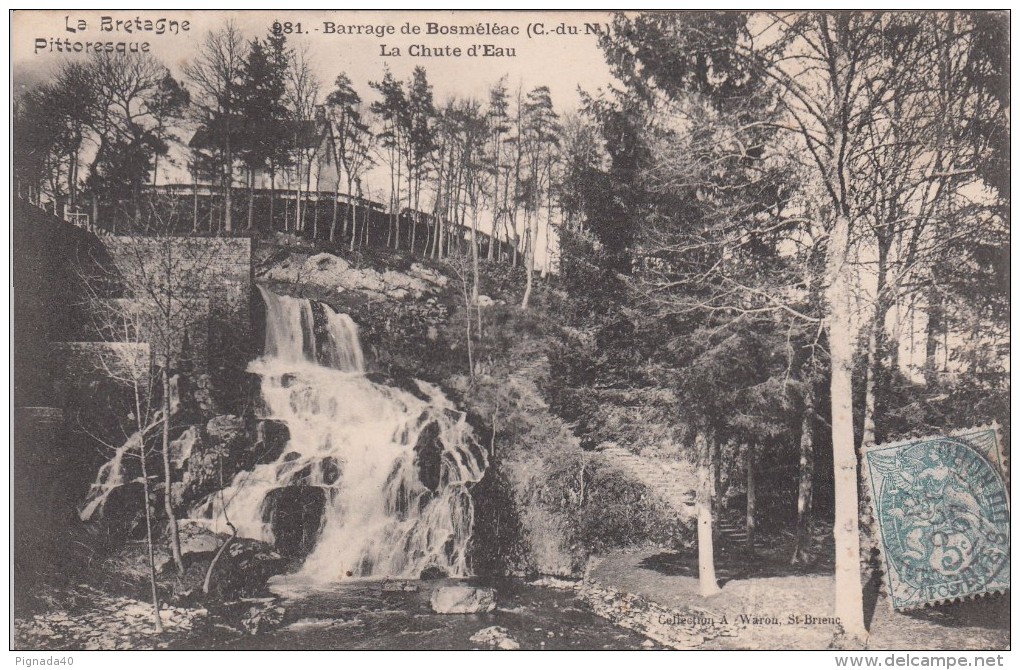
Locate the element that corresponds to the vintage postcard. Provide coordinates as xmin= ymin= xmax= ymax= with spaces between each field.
xmin=10 ymin=9 xmax=1010 ymax=657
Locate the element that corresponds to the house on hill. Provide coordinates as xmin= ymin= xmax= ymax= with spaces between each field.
xmin=149 ymin=110 xmax=383 ymax=233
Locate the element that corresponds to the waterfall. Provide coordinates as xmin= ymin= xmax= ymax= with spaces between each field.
xmin=78 ymin=433 xmax=138 ymax=521
xmin=192 ymin=286 xmax=487 ymax=581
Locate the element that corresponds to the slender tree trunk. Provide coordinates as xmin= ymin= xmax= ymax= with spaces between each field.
xmin=394 ymin=151 xmax=403 ymax=250
xmin=294 ymin=150 xmax=303 ymax=233
xmin=331 ymin=179 xmax=341 ymax=243
xmin=349 ymin=189 xmax=358 ymax=253
xmin=361 ymin=187 xmax=370 ymax=248
xmin=460 ymin=270 xmax=474 ymax=377
xmin=309 ymin=153 xmax=317 ymax=238
xmin=541 ymin=180 xmax=553 ymax=279
xmin=861 ymin=245 xmax=888 ymax=450
xmin=470 ymin=205 xmax=480 ymax=304
xmin=203 ymin=459 xmax=237 ymax=596
xmin=246 ymin=169 xmax=255 ymax=231
xmin=70 ymin=147 xmax=79 ymax=206
xmin=512 ymin=220 xmax=520 ymax=267
xmin=745 ymin=446 xmax=756 ymax=555
xmin=889 ymin=301 xmax=901 ymax=375
xmin=138 ymin=433 xmax=163 ymax=633
xmin=826 ymin=212 xmax=866 ymax=640
xmin=410 ymin=174 xmax=419 ymax=254
xmin=223 ymin=138 xmax=233 ymax=233
xmin=696 ymin=431 xmax=721 ymax=597
xmin=269 ymin=166 xmax=276 ymax=231
xmin=345 ymin=175 xmax=355 ymax=243
xmin=202 ymin=530 xmax=235 ymax=596
xmin=862 ymin=320 xmax=880 ymax=448
xmin=162 ymin=367 xmax=183 ymax=575
xmin=192 ymin=161 xmax=199 ymax=233
xmin=792 ymin=386 xmax=816 ymax=565
xmin=488 ymin=203 xmax=499 ymax=262
xmin=924 ymin=282 xmax=942 ymax=387
xmin=386 ymin=149 xmax=394 ymax=247
xmin=470 ymin=204 xmax=482 ymax=337
xmin=522 ymin=217 xmax=536 ymax=309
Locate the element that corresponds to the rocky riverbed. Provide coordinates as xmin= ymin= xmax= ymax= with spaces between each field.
xmin=14 ymin=577 xmax=662 ymax=651
xmin=13 ymin=588 xmax=207 ymax=650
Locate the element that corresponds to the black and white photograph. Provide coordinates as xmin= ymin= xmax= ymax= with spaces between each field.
xmin=9 ymin=9 xmax=1011 ymax=657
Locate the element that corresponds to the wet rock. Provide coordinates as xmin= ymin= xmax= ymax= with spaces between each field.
xmin=254 ymin=420 xmax=289 ymax=464
xmin=320 ymin=457 xmax=341 ymax=485
xmin=409 ymin=263 xmax=449 ymax=288
xmin=470 ymin=625 xmax=520 ymax=650
xmin=365 ymin=373 xmax=431 ymax=402
xmin=206 ymin=415 xmax=245 ymax=445
xmin=430 ymin=586 xmax=496 ymax=614
xmin=284 ymin=617 xmax=340 ymax=632
xmin=386 ymin=288 xmax=410 ymax=300
xmin=240 ymin=603 xmax=286 ymax=635
xmin=311 ymin=252 xmax=349 ymax=273
xmin=420 ymin=566 xmax=448 ymax=580
xmin=414 ymin=422 xmax=444 ymax=492
xmin=381 ymin=580 xmax=417 ymax=592
xmin=172 ymin=415 xmax=249 ymax=509
xmin=528 ymin=576 xmax=579 ymax=590
xmin=288 ymin=463 xmax=315 ymax=485
xmin=86 ymin=481 xmax=147 ymax=538
xmin=261 ymin=486 xmax=326 ymax=558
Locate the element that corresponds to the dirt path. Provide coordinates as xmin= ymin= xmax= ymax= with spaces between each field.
xmin=582 ymin=549 xmax=1009 ymax=650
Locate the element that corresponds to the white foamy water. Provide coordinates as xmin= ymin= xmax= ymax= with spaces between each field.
xmin=190 ymin=286 xmax=486 ymax=581
xmin=78 ymin=434 xmax=138 ymax=521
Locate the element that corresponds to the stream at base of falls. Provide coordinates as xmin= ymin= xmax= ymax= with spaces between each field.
xmin=172 ymin=289 xmax=650 ymax=649
xmin=172 ymin=578 xmax=652 ymax=650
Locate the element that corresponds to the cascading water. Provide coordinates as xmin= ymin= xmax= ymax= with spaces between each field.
xmin=191 ymin=286 xmax=487 ymax=581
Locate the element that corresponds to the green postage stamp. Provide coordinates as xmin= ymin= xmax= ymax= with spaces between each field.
xmin=863 ymin=424 xmax=1010 ymax=610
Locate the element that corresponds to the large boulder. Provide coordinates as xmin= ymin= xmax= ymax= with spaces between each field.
xmin=254 ymin=420 xmax=289 ymax=465
xmin=167 ymin=536 xmax=287 ymax=602
xmin=430 ymin=586 xmax=497 ymax=614
xmin=470 ymin=625 xmax=521 ymax=650
xmin=177 ymin=521 xmax=223 ymax=556
xmin=261 ymin=486 xmax=327 ymax=558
